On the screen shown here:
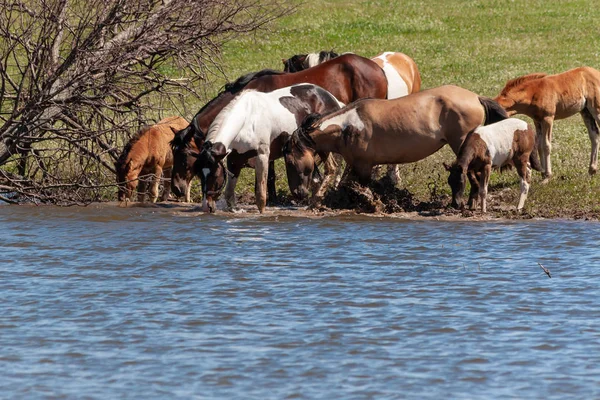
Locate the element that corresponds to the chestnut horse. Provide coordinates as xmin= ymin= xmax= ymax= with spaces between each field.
xmin=116 ymin=116 xmax=189 ymax=206
xmin=282 ymin=50 xmax=421 ymax=183
xmin=195 ymin=84 xmax=344 ymax=213
xmin=170 ymin=54 xmax=387 ymax=201
xmin=284 ymin=85 xmax=508 ymax=188
xmin=494 ymin=67 xmax=600 ymax=182
xmin=445 ymin=118 xmax=542 ymax=212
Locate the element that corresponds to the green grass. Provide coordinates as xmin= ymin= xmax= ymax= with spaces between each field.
xmin=181 ymin=0 xmax=600 ymax=217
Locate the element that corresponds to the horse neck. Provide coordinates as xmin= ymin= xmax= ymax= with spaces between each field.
xmin=206 ymin=94 xmax=259 ymax=150
xmin=308 ymin=125 xmax=342 ymax=153
xmin=456 ymin=140 xmax=478 ymax=170
xmin=193 ymin=91 xmax=237 ymax=134
xmin=305 ymin=53 xmax=322 ymax=68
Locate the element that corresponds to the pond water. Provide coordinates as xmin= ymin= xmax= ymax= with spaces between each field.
xmin=1 ymin=204 xmax=599 ymax=399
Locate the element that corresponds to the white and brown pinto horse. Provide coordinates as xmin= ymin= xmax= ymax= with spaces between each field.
xmin=285 ymin=85 xmax=508 ymax=188
xmin=494 ymin=67 xmax=600 ymax=182
xmin=445 ymin=118 xmax=542 ymax=213
xmin=194 ymin=84 xmax=344 ymax=213
xmin=282 ymin=50 xmax=421 ymax=183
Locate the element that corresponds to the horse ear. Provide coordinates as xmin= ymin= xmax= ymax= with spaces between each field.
xmin=302 ymin=113 xmax=321 ymax=129
xmin=443 ymin=162 xmax=452 ymax=171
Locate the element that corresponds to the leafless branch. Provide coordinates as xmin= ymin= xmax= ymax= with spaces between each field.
xmin=0 ymin=0 xmax=293 ymax=204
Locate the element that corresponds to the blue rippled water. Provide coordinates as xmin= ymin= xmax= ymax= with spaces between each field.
xmin=1 ymin=205 xmax=600 ymax=399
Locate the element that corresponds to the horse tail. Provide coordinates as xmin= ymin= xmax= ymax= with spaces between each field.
xmin=479 ymin=96 xmax=509 ymax=125
xmin=529 ymin=129 xmax=543 ymax=172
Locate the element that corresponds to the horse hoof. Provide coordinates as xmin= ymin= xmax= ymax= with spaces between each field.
xmin=589 ymin=166 xmax=597 ymax=175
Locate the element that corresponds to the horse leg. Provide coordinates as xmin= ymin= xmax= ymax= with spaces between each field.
xmin=540 ymin=117 xmax=554 ymax=183
xmin=514 ymin=154 xmax=531 ymax=210
xmin=185 ymin=180 xmax=192 ymax=203
xmin=149 ymin=165 xmax=162 ymax=203
xmin=353 ymin=162 xmax=374 ymax=186
xmin=254 ymin=152 xmax=270 ymax=213
xmin=225 ymin=161 xmax=242 ymax=211
xmin=160 ymin=167 xmax=172 ymax=202
xmin=581 ymin=107 xmax=600 ymax=175
xmin=467 ymin=170 xmax=480 ymax=210
xmin=479 ymin=164 xmax=491 ymax=213
xmin=534 ymin=121 xmax=546 ymax=176
xmin=332 ymin=154 xmax=345 ymax=188
xmin=136 ymin=179 xmax=146 ymax=203
xmin=266 ymin=160 xmax=277 ymax=205
xmin=386 ymin=164 xmax=400 ymax=186
xmin=311 ymin=152 xmax=335 ymax=203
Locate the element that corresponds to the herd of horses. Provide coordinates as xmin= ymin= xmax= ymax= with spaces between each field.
xmin=115 ymin=49 xmax=600 ymax=214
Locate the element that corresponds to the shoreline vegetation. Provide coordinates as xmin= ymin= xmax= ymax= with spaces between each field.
xmin=4 ymin=0 xmax=600 ymax=219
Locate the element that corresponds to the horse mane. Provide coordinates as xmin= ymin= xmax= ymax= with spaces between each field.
xmin=116 ymin=125 xmax=152 ymax=175
xmin=223 ymin=69 xmax=284 ymax=92
xmin=292 ymin=113 xmax=322 ymax=152
xmin=501 ymin=73 xmax=548 ymax=93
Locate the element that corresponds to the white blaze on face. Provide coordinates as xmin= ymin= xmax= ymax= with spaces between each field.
xmin=202 ymin=168 xmax=210 ymax=178
xmin=319 ymin=108 xmax=365 ymax=131
xmin=475 ymin=118 xmax=529 ymax=167
xmin=373 ymin=52 xmax=409 ymax=99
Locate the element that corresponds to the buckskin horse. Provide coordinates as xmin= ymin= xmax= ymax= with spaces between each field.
xmin=494 ymin=67 xmax=600 ymax=182
xmin=282 ymin=50 xmax=422 ymax=183
xmin=444 ymin=118 xmax=542 ymax=213
xmin=115 ymin=116 xmax=189 ymax=206
xmin=170 ymin=53 xmax=387 ymax=202
xmin=284 ymin=85 xmax=508 ymax=189
xmin=194 ymin=84 xmax=344 ymax=213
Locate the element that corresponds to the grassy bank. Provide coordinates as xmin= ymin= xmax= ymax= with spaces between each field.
xmin=184 ymin=0 xmax=600 ymax=218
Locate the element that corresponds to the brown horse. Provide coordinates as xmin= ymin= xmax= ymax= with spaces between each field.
xmin=171 ymin=54 xmax=388 ymax=202
xmin=284 ymin=85 xmax=508 ymax=187
xmin=282 ymin=50 xmax=421 ymax=183
xmin=116 ymin=116 xmax=188 ymax=206
xmin=444 ymin=118 xmax=542 ymax=212
xmin=494 ymin=67 xmax=600 ymax=182
xmin=283 ymin=50 xmax=421 ymax=98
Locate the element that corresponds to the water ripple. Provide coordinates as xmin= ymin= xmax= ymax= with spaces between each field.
xmin=1 ymin=207 xmax=600 ymax=399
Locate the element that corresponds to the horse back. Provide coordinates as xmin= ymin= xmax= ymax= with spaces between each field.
xmin=247 ymin=54 xmax=387 ymax=104
xmin=140 ymin=117 xmax=189 ymax=170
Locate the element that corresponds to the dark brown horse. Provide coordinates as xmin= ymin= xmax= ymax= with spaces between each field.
xmin=170 ymin=54 xmax=388 ymax=202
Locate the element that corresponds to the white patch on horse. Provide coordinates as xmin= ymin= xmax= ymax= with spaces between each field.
xmin=202 ymin=168 xmax=210 ymax=177
xmin=319 ymin=108 xmax=365 ymax=131
xmin=373 ymin=53 xmax=409 ymax=99
xmin=305 ymin=53 xmax=321 ymax=68
xmin=476 ymin=118 xmax=528 ymax=167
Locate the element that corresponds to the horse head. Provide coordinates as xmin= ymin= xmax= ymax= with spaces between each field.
xmin=282 ymin=54 xmax=307 ymax=72
xmin=444 ymin=162 xmax=467 ymax=209
xmin=494 ymin=73 xmax=548 ymax=117
xmin=195 ymin=141 xmax=229 ymax=213
xmin=283 ymin=113 xmax=321 ymax=199
xmin=170 ymin=125 xmax=205 ymax=200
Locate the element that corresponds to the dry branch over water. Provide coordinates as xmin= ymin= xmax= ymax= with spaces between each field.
xmin=0 ymin=0 xmax=292 ymax=204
